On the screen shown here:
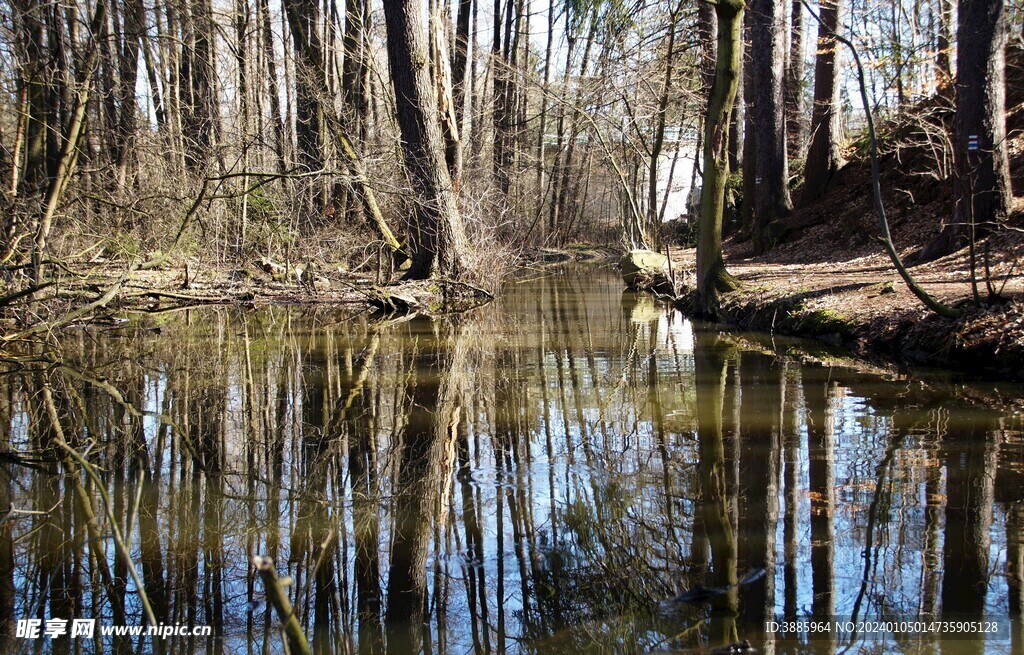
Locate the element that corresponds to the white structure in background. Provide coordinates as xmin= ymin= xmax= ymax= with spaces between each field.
xmin=650 ymin=125 xmax=699 ymax=223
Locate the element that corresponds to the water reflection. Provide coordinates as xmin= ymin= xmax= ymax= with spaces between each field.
xmin=0 ymin=265 xmax=1022 ymax=654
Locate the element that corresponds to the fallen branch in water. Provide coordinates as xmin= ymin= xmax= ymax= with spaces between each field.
xmin=0 ymin=282 xmax=53 ymax=309
xmin=433 ymin=277 xmax=496 ymax=300
xmin=253 ymin=556 xmax=311 ymax=655
xmin=2 ymin=264 xmax=136 ymax=343
xmin=128 ymin=289 xmax=255 ymax=305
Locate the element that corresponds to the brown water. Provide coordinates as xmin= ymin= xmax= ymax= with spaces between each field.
xmin=0 ymin=264 xmax=1022 ymax=655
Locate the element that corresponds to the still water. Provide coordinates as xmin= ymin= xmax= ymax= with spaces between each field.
xmin=1 ymin=265 xmax=1022 ymax=655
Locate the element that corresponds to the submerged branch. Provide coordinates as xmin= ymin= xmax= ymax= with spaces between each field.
xmin=252 ymin=556 xmax=312 ymax=655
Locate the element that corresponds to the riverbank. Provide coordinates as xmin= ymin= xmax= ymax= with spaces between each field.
xmin=671 ymin=232 xmax=1024 ymax=379
xmin=0 ymin=245 xmax=621 ymax=338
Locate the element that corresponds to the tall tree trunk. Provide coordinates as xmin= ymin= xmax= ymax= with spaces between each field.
xmin=182 ymin=0 xmax=218 ymax=170
xmin=429 ymin=0 xmax=461 ymax=185
xmin=800 ymin=0 xmax=844 ymax=206
xmin=452 ymin=0 xmax=474 ymax=138
xmin=236 ymin=0 xmax=251 ymax=249
xmin=534 ymin=0 xmax=556 ymax=230
xmin=285 ymin=0 xmax=326 ymax=174
xmin=749 ymin=0 xmax=792 ymax=254
xmin=492 ymin=0 xmax=521 ymax=197
xmin=696 ymin=0 xmax=743 ymax=316
xmin=553 ymin=16 xmax=598 ymax=245
xmin=32 ymin=0 xmax=107 ymax=285
xmin=785 ymin=0 xmax=805 ymax=159
xmin=546 ymin=8 xmax=578 ymax=238
xmin=13 ymin=0 xmax=53 ymax=196
xmin=740 ymin=8 xmax=756 ymax=233
xmin=728 ymin=36 xmax=744 ymax=188
xmin=259 ymin=0 xmax=288 ymax=172
xmin=920 ymin=0 xmax=1012 ymax=261
xmin=286 ymin=0 xmax=404 ymax=259
xmin=113 ymin=0 xmax=145 ymax=193
xmin=342 ymin=0 xmax=369 ymax=220
xmin=383 ymin=0 xmax=472 ymax=279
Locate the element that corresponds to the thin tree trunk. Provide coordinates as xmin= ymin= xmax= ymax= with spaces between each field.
xmin=696 ymin=0 xmax=743 ymax=315
xmin=285 ymin=0 xmax=326 ymax=176
xmin=785 ymin=0 xmax=805 ymax=159
xmin=236 ymin=0 xmax=251 ymax=249
xmin=740 ymin=8 xmax=756 ymax=233
xmin=113 ymin=0 xmax=145 ymax=193
xmin=259 ymin=0 xmax=288 ymax=173
xmin=535 ymin=0 xmax=556 ymax=226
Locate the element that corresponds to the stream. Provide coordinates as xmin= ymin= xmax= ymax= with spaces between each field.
xmin=1 ymin=264 xmax=1021 ymax=654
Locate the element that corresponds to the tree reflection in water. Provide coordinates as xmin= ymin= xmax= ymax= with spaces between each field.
xmin=0 ymin=266 xmax=1021 ymax=654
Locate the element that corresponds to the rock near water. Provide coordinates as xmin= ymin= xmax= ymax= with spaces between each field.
xmin=619 ymin=249 xmax=673 ymax=294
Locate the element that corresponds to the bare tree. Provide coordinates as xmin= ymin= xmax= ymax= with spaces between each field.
xmin=800 ymin=0 xmax=844 ymax=205
xmin=696 ymin=0 xmax=743 ymax=315
xmin=749 ymin=0 xmax=792 ymax=253
xmin=383 ymin=0 xmax=472 ymax=279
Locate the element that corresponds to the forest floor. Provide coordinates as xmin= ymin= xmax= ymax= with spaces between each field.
xmin=669 ymin=225 xmax=1024 ymax=378
xmin=668 ymin=55 xmax=1024 ymax=379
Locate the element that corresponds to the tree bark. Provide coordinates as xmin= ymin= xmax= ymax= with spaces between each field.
xmin=285 ymin=0 xmax=326 ymax=174
xmin=383 ymin=0 xmax=472 ymax=279
xmin=800 ymin=0 xmax=844 ymax=206
xmin=182 ymin=0 xmax=218 ymax=170
xmin=785 ymin=0 xmax=805 ymax=159
xmin=696 ymin=0 xmax=743 ymax=316
xmin=749 ymin=0 xmax=792 ymax=253
xmin=920 ymin=0 xmax=1012 ymax=261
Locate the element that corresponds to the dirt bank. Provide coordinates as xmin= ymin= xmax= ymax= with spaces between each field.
xmin=670 ymin=219 xmax=1024 ymax=380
